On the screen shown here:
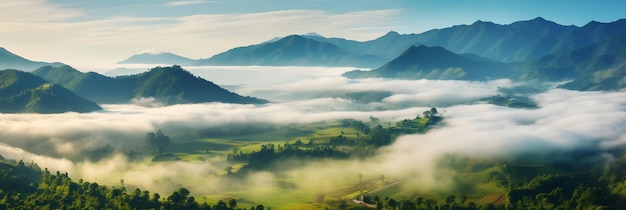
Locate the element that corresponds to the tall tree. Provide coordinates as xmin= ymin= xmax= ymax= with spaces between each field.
xmin=146 ymin=129 xmax=170 ymax=154
xmin=228 ymin=198 xmax=237 ymax=209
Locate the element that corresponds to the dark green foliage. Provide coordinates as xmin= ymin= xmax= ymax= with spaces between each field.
xmin=498 ymin=153 xmax=626 ymax=209
xmin=479 ymin=95 xmax=537 ymax=109
xmin=0 ymin=69 xmax=102 ymax=113
xmin=146 ymin=129 xmax=171 ymax=154
xmin=368 ymin=152 xmax=626 ymax=210
xmin=34 ymin=65 xmax=267 ymax=105
xmin=229 ymin=142 xmax=350 ymax=171
xmin=479 ymin=86 xmax=541 ymax=109
xmin=195 ymin=35 xmax=386 ymax=68
xmin=507 ymin=174 xmax=617 ymax=209
xmin=344 ymin=45 xmax=513 ymax=81
xmin=34 ymin=65 xmax=133 ymax=103
xmin=0 ymin=157 xmax=269 ymax=209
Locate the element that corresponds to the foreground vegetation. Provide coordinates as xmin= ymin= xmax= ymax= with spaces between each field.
xmin=0 ymin=157 xmax=267 ymax=210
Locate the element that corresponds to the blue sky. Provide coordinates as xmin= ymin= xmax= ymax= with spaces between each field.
xmin=1 ymin=0 xmax=625 ymax=70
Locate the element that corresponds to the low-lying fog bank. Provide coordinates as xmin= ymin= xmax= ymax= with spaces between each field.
xmin=1 ymin=66 xmax=624 ymax=201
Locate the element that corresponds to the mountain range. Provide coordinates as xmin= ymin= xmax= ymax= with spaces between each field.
xmin=34 ymin=65 xmax=267 ymax=105
xmin=341 ymin=17 xmax=626 ymax=90
xmin=0 ymin=70 xmax=101 ymax=113
xmin=307 ymin=17 xmax=626 ymax=63
xmin=113 ymin=17 xmax=626 ymax=91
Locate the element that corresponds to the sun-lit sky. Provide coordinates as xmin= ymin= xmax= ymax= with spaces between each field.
xmin=1 ymin=0 xmax=625 ymax=70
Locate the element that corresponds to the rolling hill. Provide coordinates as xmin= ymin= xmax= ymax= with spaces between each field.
xmin=343 ymin=45 xmax=512 ymax=80
xmin=34 ymin=66 xmax=133 ymax=103
xmin=195 ymin=35 xmax=385 ymax=67
xmin=0 ymin=47 xmax=64 ymax=71
xmin=34 ymin=65 xmax=267 ymax=105
xmin=0 ymin=70 xmax=102 ymax=113
xmin=130 ymin=65 xmax=267 ymax=104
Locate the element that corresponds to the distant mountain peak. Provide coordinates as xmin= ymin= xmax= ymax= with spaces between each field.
xmin=534 ymin=16 xmax=546 ymax=20
xmin=139 ymin=48 xmax=166 ymax=55
xmin=473 ymin=20 xmax=496 ymax=25
xmin=384 ymin=31 xmax=400 ymax=36
xmin=283 ymin=34 xmax=305 ymax=39
xmin=302 ymin=32 xmax=324 ymax=37
xmin=117 ymin=51 xmax=195 ymax=65
xmin=0 ymin=47 xmax=64 ymax=71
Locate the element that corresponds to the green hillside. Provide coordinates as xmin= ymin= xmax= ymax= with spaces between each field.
xmin=0 ymin=70 xmax=102 ymax=113
xmin=132 ymin=66 xmax=267 ymax=104
xmin=34 ymin=65 xmax=267 ymax=105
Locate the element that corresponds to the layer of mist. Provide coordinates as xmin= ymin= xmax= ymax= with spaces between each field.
xmin=0 ymin=66 xmax=624 ymax=204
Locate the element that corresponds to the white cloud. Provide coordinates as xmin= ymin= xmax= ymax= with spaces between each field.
xmin=0 ymin=0 xmax=82 ymax=23
xmin=163 ymin=0 xmax=213 ymax=7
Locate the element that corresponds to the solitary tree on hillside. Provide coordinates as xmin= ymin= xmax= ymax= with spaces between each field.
xmin=228 ymin=198 xmax=237 ymax=209
xmin=430 ymin=107 xmax=438 ymax=116
xmin=146 ymin=129 xmax=170 ymax=155
xmin=423 ymin=110 xmax=431 ymax=118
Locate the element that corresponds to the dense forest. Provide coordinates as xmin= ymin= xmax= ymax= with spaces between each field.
xmin=0 ymin=156 xmax=267 ymax=210
xmin=355 ymin=152 xmax=626 ymax=210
